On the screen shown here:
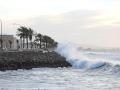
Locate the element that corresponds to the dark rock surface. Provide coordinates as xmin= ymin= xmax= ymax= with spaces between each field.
xmin=0 ymin=51 xmax=71 ymax=71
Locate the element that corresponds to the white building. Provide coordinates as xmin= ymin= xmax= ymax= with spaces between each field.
xmin=0 ymin=35 xmax=17 ymax=49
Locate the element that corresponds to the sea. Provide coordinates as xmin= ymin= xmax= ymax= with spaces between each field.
xmin=0 ymin=43 xmax=120 ymax=90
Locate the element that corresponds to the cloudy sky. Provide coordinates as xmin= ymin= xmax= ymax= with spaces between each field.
xmin=0 ymin=0 xmax=120 ymax=48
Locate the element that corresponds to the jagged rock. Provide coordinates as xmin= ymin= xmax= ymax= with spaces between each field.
xmin=0 ymin=51 xmax=71 ymax=71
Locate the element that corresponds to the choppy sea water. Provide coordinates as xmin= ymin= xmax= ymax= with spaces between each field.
xmin=1 ymin=43 xmax=120 ymax=90
xmin=0 ymin=67 xmax=120 ymax=90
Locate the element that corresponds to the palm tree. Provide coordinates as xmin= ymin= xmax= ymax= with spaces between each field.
xmin=0 ymin=39 xmax=3 ymax=49
xmin=43 ymin=35 xmax=52 ymax=48
xmin=24 ymin=29 xmax=29 ymax=49
xmin=33 ymin=41 xmax=37 ymax=48
xmin=35 ymin=33 xmax=43 ymax=48
xmin=17 ymin=26 xmax=27 ymax=48
xmin=28 ymin=28 xmax=34 ymax=49
xmin=17 ymin=26 xmax=57 ymax=50
xmin=9 ymin=40 xmax=12 ymax=48
xmin=50 ymin=39 xmax=58 ymax=48
xmin=48 ymin=38 xmax=54 ymax=47
xmin=42 ymin=35 xmax=58 ymax=49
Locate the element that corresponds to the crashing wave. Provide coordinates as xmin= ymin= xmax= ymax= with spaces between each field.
xmin=56 ymin=43 xmax=120 ymax=74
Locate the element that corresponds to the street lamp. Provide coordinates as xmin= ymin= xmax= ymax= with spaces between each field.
xmin=0 ymin=19 xmax=2 ymax=49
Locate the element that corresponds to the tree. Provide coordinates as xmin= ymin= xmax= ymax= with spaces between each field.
xmin=28 ymin=28 xmax=34 ymax=48
xmin=9 ymin=40 xmax=12 ymax=48
xmin=43 ymin=35 xmax=52 ymax=48
xmin=17 ymin=26 xmax=28 ymax=48
xmin=35 ymin=33 xmax=43 ymax=48
xmin=53 ymin=42 xmax=58 ymax=47
xmin=16 ymin=26 xmax=57 ymax=50
xmin=24 ymin=29 xmax=29 ymax=49
xmin=33 ymin=41 xmax=37 ymax=48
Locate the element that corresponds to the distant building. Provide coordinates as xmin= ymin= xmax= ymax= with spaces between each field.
xmin=0 ymin=35 xmax=17 ymax=49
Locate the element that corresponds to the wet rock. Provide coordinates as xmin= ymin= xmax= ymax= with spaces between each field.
xmin=0 ymin=51 xmax=71 ymax=71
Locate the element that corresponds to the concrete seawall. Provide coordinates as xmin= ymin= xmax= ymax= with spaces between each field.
xmin=0 ymin=51 xmax=71 ymax=71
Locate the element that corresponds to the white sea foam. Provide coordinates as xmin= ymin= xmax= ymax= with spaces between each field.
xmin=56 ymin=43 xmax=120 ymax=69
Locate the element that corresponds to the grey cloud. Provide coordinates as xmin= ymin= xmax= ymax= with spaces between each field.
xmin=4 ymin=10 xmax=120 ymax=48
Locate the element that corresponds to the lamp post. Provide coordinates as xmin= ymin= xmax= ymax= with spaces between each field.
xmin=0 ymin=19 xmax=2 ymax=49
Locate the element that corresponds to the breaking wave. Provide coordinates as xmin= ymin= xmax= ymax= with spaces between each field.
xmin=56 ymin=43 xmax=120 ymax=73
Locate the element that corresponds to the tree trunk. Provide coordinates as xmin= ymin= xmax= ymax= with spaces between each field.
xmin=26 ymin=38 xmax=28 ymax=49
xmin=40 ymin=38 xmax=42 ymax=48
xmin=46 ymin=43 xmax=47 ymax=48
xmin=30 ymin=40 xmax=32 ymax=49
xmin=20 ymin=38 xmax=22 ymax=49
xmin=40 ymin=41 xmax=41 ymax=48
xmin=23 ymin=38 xmax=25 ymax=48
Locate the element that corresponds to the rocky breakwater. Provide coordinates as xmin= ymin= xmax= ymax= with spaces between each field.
xmin=0 ymin=51 xmax=71 ymax=71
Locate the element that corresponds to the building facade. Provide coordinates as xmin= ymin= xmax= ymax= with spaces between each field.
xmin=0 ymin=35 xmax=17 ymax=49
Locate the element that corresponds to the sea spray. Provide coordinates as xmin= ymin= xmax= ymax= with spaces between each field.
xmin=56 ymin=43 xmax=120 ymax=69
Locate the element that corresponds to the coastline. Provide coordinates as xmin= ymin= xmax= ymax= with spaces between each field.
xmin=0 ymin=50 xmax=71 ymax=71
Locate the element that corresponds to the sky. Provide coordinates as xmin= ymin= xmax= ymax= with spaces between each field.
xmin=0 ymin=0 xmax=120 ymax=48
